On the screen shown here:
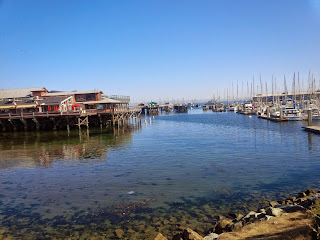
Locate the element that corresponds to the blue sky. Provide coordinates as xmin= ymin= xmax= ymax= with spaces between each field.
xmin=1 ymin=0 xmax=320 ymax=102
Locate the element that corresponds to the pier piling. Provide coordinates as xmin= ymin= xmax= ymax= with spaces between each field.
xmin=308 ymin=109 xmax=312 ymax=126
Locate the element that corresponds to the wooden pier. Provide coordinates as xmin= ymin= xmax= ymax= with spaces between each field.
xmin=0 ymin=108 xmax=141 ymax=132
xmin=174 ymin=105 xmax=188 ymax=113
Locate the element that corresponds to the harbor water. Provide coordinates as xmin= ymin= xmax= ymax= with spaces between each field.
xmin=1 ymin=109 xmax=320 ymax=239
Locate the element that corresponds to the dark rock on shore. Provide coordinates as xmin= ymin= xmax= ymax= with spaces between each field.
xmin=171 ymin=228 xmax=203 ymax=240
xmin=214 ymin=216 xmax=233 ymax=234
xmin=268 ymin=201 xmax=279 ymax=207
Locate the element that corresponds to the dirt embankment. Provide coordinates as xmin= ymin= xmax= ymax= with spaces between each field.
xmin=219 ymin=211 xmax=312 ymax=240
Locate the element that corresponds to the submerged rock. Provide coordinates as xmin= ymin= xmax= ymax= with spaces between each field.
xmin=89 ymin=237 xmax=105 ymax=240
xmin=114 ymin=229 xmax=124 ymax=238
xmin=261 ymin=201 xmax=269 ymax=208
xmin=154 ymin=233 xmax=168 ymax=240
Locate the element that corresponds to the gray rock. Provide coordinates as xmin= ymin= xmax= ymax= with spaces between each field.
xmin=243 ymin=211 xmax=264 ymax=223
xmin=257 ymin=208 xmax=266 ymax=214
xmin=264 ymin=215 xmax=273 ymax=221
xmin=269 ymin=201 xmax=279 ymax=207
xmin=305 ymin=189 xmax=316 ymax=196
xmin=243 ymin=211 xmax=256 ymax=220
xmin=266 ymin=207 xmax=283 ymax=217
xmin=231 ymin=221 xmax=243 ymax=231
xmin=298 ymin=192 xmax=307 ymax=198
xmin=299 ymin=199 xmax=314 ymax=208
xmin=202 ymin=233 xmax=219 ymax=240
xmin=286 ymin=197 xmax=296 ymax=202
xmin=214 ymin=217 xmax=233 ymax=234
xmin=182 ymin=228 xmax=203 ymax=240
xmin=275 ymin=204 xmax=305 ymax=213
xmin=256 ymin=213 xmax=266 ymax=220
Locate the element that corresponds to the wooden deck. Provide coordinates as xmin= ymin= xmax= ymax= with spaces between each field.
xmin=303 ymin=126 xmax=320 ymax=134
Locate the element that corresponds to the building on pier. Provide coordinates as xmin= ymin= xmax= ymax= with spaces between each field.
xmin=0 ymin=87 xmax=48 ymax=100
xmin=38 ymin=96 xmax=74 ymax=112
xmin=0 ymin=87 xmax=141 ymax=132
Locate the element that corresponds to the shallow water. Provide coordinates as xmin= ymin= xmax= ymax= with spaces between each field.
xmin=1 ymin=109 xmax=320 ymax=239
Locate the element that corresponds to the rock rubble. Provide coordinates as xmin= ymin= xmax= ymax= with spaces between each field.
xmin=151 ymin=189 xmax=320 ymax=240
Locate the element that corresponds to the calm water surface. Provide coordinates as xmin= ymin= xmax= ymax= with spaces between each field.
xmin=1 ymin=109 xmax=320 ymax=239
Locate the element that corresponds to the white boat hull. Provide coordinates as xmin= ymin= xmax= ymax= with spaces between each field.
xmin=286 ymin=116 xmax=303 ymax=121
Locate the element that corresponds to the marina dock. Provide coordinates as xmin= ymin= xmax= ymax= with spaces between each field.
xmin=257 ymin=115 xmax=288 ymax=122
xmin=303 ymin=126 xmax=320 ymax=134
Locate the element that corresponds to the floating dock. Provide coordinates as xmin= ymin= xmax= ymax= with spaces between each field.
xmin=303 ymin=126 xmax=320 ymax=134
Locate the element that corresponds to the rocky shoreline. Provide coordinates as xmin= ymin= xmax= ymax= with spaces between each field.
xmin=152 ymin=188 xmax=320 ymax=240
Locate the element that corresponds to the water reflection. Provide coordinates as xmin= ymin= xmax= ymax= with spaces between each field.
xmin=308 ymin=132 xmax=313 ymax=151
xmin=0 ymin=124 xmax=141 ymax=169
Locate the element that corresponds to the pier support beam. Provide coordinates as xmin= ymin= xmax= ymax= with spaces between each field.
xmin=0 ymin=120 xmax=5 ymax=132
xmin=20 ymin=118 xmax=28 ymax=131
xmin=8 ymin=119 xmax=17 ymax=132
xmin=66 ymin=117 xmax=70 ymax=134
xmin=32 ymin=117 xmax=40 ymax=131
xmin=77 ymin=117 xmax=89 ymax=130
xmin=280 ymin=108 xmax=283 ymax=121
xmin=308 ymin=109 xmax=312 ymax=126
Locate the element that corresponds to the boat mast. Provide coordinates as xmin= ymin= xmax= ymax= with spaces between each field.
xmin=265 ymin=81 xmax=268 ymax=106
xmin=284 ymin=75 xmax=288 ymax=104
xmin=272 ymin=75 xmax=274 ymax=104
xmin=293 ymin=72 xmax=296 ymax=103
